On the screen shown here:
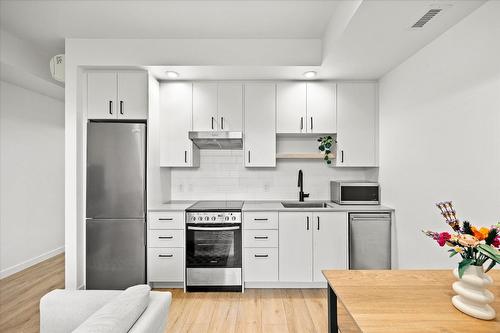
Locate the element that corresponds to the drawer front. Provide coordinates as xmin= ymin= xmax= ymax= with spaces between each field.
xmin=148 ymin=248 xmax=184 ymax=282
xmin=243 ymin=212 xmax=278 ymax=230
xmin=244 ymin=230 xmax=278 ymax=248
xmin=148 ymin=212 xmax=184 ymax=230
xmin=244 ymin=248 xmax=278 ymax=282
xmin=148 ymin=229 xmax=184 ymax=248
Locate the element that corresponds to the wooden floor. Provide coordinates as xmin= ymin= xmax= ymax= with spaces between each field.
xmin=0 ymin=253 xmax=65 ymax=333
xmin=158 ymin=288 xmax=330 ymax=333
xmin=0 ymin=254 xmax=330 ymax=333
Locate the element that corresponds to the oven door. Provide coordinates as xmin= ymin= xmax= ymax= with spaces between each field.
xmin=186 ymin=223 xmax=242 ymax=268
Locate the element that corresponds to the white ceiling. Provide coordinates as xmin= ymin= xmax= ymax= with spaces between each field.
xmin=0 ymin=0 xmax=487 ymax=80
xmin=0 ymin=0 xmax=339 ymax=53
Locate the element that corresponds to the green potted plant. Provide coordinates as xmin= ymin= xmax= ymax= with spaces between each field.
xmin=317 ymin=136 xmax=333 ymax=165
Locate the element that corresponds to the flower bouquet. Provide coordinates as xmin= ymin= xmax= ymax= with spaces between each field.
xmin=422 ymin=201 xmax=500 ymax=277
xmin=423 ymin=201 xmax=500 ymax=320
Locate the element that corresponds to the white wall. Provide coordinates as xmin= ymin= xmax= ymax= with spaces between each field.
xmin=379 ymin=1 xmax=500 ymax=269
xmin=171 ymin=150 xmax=377 ymax=200
xmin=0 ymin=80 xmax=65 ymax=278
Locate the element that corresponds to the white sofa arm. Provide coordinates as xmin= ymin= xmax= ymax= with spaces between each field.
xmin=40 ymin=289 xmax=120 ymax=333
xmin=129 ymin=291 xmax=172 ymax=333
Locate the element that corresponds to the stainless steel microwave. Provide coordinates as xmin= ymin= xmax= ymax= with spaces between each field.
xmin=330 ymin=181 xmax=380 ymax=205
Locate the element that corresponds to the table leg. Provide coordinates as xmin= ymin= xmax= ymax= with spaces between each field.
xmin=328 ymin=285 xmax=338 ymax=333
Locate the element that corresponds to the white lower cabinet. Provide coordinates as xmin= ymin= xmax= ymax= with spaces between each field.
xmin=243 ymin=211 xmax=279 ymax=283
xmin=148 ymin=248 xmax=184 ymax=282
xmin=279 ymin=212 xmax=313 ymax=282
xmin=147 ymin=211 xmax=185 ymax=283
xmin=244 ymin=248 xmax=278 ymax=282
xmin=279 ymin=211 xmax=347 ymax=283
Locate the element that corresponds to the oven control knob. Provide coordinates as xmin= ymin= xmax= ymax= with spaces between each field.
xmin=192 ymin=216 xmax=196 ymax=221
xmin=231 ymin=216 xmax=236 ymax=221
xmin=224 ymin=216 xmax=229 ymax=221
xmin=198 ymin=217 xmax=203 ymax=221
xmin=211 ymin=216 xmax=216 ymax=221
xmin=205 ymin=216 xmax=210 ymax=221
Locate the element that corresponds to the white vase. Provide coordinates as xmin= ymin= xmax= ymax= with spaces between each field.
xmin=452 ymin=265 xmax=496 ymax=320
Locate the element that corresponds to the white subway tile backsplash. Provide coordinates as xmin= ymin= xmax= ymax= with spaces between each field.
xmin=170 ymin=150 xmax=378 ymax=200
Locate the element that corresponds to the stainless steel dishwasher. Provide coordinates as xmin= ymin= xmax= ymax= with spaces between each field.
xmin=349 ymin=213 xmax=391 ymax=269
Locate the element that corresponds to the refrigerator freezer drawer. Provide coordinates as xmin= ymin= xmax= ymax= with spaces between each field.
xmin=86 ymin=219 xmax=146 ymax=290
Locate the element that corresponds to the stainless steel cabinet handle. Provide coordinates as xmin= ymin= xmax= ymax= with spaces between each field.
xmin=119 ymin=101 xmax=124 ymax=115
xmin=317 ymin=216 xmax=320 ymax=230
xmin=158 ymin=236 xmax=173 ymax=239
xmin=300 ymin=117 xmax=303 ymax=131
xmin=158 ymin=218 xmax=173 ymax=221
xmin=254 ymin=236 xmax=268 ymax=240
xmin=254 ymin=254 xmax=269 ymax=258
xmin=184 ymin=150 xmax=187 ymax=163
xmin=310 ymin=117 xmax=313 ymax=130
xmin=109 ymin=101 xmax=113 ymax=115
xmin=254 ymin=218 xmax=268 ymax=221
xmin=221 ymin=117 xmax=224 ymax=129
xmin=248 ymin=151 xmax=251 ymax=163
xmin=211 ymin=116 xmax=214 ymax=130
xmin=188 ymin=226 xmax=240 ymax=231
xmin=158 ymin=254 xmax=173 ymax=258
xmin=306 ymin=216 xmax=310 ymax=230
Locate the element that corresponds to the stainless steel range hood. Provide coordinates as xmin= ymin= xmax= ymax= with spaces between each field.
xmin=189 ymin=131 xmax=243 ymax=150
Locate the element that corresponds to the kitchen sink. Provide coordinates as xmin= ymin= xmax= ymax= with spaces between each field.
xmin=281 ymin=202 xmax=331 ymax=208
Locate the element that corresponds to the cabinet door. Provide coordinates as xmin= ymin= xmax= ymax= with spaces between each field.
xmin=87 ymin=72 xmax=117 ymax=119
xmin=244 ymin=84 xmax=276 ymax=167
xmin=159 ymin=82 xmax=198 ymax=167
xmin=312 ymin=212 xmax=348 ymax=282
xmin=244 ymin=248 xmax=278 ymax=282
xmin=307 ymin=82 xmax=336 ymax=133
xmin=117 ymin=72 xmax=148 ymax=119
xmin=336 ymin=83 xmax=377 ymax=167
xmin=193 ymin=82 xmax=218 ymax=131
xmin=148 ymin=248 xmax=184 ymax=282
xmin=218 ymin=83 xmax=243 ymax=131
xmin=277 ymin=82 xmax=306 ymax=133
xmin=279 ymin=212 xmax=312 ymax=282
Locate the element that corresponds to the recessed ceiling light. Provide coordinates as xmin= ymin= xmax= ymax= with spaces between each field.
xmin=303 ymin=71 xmax=317 ymax=79
xmin=165 ymin=71 xmax=179 ymax=79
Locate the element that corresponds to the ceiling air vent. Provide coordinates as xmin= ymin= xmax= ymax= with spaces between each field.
xmin=411 ymin=8 xmax=442 ymax=28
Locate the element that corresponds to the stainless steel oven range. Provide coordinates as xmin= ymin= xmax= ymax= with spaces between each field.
xmin=185 ymin=201 xmax=243 ymax=292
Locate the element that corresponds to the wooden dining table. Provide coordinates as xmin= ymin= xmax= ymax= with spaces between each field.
xmin=322 ymin=270 xmax=500 ymax=333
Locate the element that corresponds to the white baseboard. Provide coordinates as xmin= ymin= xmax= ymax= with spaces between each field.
xmin=244 ymin=281 xmax=327 ymax=289
xmin=0 ymin=246 xmax=65 ymax=279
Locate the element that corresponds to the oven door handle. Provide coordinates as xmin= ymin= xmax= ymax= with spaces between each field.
xmin=187 ymin=226 xmax=240 ymax=231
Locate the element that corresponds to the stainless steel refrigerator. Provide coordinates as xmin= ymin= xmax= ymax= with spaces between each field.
xmin=86 ymin=122 xmax=146 ymax=290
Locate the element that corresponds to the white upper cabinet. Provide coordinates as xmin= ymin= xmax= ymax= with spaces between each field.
xmin=218 ymin=83 xmax=243 ymax=131
xmin=279 ymin=212 xmax=313 ymax=282
xmin=277 ymin=82 xmax=307 ymax=133
xmin=306 ymin=82 xmax=336 ymax=133
xmin=336 ymin=82 xmax=378 ymax=167
xmin=87 ymin=71 xmax=147 ymax=120
xmin=193 ymin=82 xmax=243 ymax=131
xmin=117 ymin=72 xmax=148 ymax=120
xmin=159 ymin=82 xmax=199 ymax=167
xmin=312 ymin=212 xmax=348 ymax=282
xmin=87 ymin=72 xmax=118 ymax=119
xmin=277 ymin=82 xmax=336 ymax=134
xmin=244 ymin=84 xmax=276 ymax=167
xmin=193 ymin=82 xmax=218 ymax=131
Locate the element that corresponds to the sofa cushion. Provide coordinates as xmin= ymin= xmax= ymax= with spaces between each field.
xmin=72 ymin=285 xmax=151 ymax=333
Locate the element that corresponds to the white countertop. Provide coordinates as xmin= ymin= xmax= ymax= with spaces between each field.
xmin=148 ymin=200 xmax=393 ymax=212
xmin=242 ymin=201 xmax=394 ymax=212
xmin=148 ymin=201 xmax=196 ymax=211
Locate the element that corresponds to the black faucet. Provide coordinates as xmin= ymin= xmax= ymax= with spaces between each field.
xmin=298 ymin=170 xmax=310 ymax=202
